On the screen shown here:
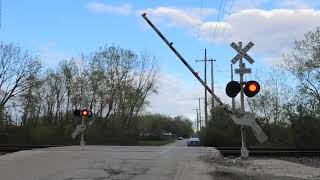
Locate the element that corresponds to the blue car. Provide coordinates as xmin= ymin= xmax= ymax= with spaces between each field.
xmin=187 ymin=138 xmax=201 ymax=146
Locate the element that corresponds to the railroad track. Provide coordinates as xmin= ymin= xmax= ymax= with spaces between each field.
xmin=0 ymin=145 xmax=59 ymax=153
xmin=2 ymin=145 xmax=320 ymax=157
xmin=216 ymin=147 xmax=320 ymax=156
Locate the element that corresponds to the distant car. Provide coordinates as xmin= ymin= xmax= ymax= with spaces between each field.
xmin=178 ymin=137 xmax=184 ymax=140
xmin=187 ymin=138 xmax=200 ymax=146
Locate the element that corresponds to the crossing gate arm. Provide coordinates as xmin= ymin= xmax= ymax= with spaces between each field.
xmin=141 ymin=13 xmax=223 ymax=105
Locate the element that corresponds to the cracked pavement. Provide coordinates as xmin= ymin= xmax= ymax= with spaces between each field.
xmin=0 ymin=140 xmax=218 ymax=180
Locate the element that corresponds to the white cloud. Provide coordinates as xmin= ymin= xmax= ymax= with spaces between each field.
xmin=218 ymin=9 xmax=320 ymax=57
xmin=87 ymin=2 xmax=132 ymax=15
xmin=142 ymin=7 xmax=320 ymax=64
xmin=142 ymin=7 xmax=203 ymax=28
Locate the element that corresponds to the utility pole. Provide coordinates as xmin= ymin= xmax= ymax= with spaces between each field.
xmin=275 ymin=78 xmax=278 ymax=123
xmin=195 ymin=98 xmax=202 ymax=129
xmin=192 ymin=108 xmax=199 ymax=135
xmin=208 ymin=59 xmax=216 ymax=121
xmin=196 ymin=50 xmax=215 ymax=127
xmin=196 ymin=49 xmax=207 ymax=128
xmin=231 ymin=64 xmax=235 ymax=110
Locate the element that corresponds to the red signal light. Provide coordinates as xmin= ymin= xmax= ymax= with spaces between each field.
xmin=248 ymin=83 xmax=257 ymax=92
xmin=244 ymin=81 xmax=260 ymax=97
xmin=81 ymin=110 xmax=90 ymax=117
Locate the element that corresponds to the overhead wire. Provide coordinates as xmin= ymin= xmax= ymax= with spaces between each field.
xmin=212 ymin=0 xmax=224 ymax=43
xmin=221 ymin=0 xmax=235 ymax=40
xmin=215 ymin=0 xmax=228 ymax=41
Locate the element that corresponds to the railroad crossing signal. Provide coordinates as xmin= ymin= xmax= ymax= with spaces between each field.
xmin=73 ymin=108 xmax=93 ymax=148
xmin=225 ymin=81 xmax=260 ymax=98
xmin=74 ymin=109 xmax=92 ymax=118
xmin=231 ymin=41 xmax=255 ymax=64
xmin=229 ymin=41 xmax=267 ymax=159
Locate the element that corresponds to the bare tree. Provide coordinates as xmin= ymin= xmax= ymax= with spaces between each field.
xmin=247 ymin=68 xmax=293 ymax=126
xmin=284 ymin=27 xmax=320 ymax=115
xmin=0 ymin=42 xmax=41 ymax=127
xmin=90 ymin=46 xmax=158 ymax=129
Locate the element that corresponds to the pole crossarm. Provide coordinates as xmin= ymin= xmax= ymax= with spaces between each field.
xmin=142 ymin=13 xmax=223 ymax=105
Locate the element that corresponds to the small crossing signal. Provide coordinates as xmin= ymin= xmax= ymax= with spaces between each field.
xmin=244 ymin=81 xmax=260 ymax=97
xmin=74 ymin=109 xmax=92 ymax=118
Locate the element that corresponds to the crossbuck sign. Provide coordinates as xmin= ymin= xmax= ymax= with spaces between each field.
xmin=230 ymin=41 xmax=255 ymax=64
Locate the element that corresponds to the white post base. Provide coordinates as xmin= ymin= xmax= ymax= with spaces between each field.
xmin=241 ymin=147 xmax=249 ymax=159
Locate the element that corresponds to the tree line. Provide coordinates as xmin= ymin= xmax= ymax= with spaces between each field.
xmin=0 ymin=43 xmax=193 ymax=145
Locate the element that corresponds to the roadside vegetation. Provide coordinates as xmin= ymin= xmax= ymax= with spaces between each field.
xmin=201 ymin=27 xmax=320 ymax=147
xmin=0 ymin=44 xmax=193 ymax=145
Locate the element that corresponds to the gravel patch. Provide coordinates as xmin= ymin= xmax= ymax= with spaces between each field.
xmin=211 ymin=155 xmax=320 ymax=169
xmin=250 ymin=156 xmax=320 ymax=168
xmin=202 ymin=154 xmax=320 ymax=179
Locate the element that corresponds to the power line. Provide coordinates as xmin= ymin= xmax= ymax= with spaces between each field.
xmin=216 ymin=0 xmax=228 ymax=39
xmin=197 ymin=0 xmax=203 ymax=39
xmin=212 ymin=0 xmax=224 ymax=42
xmin=221 ymin=0 xmax=235 ymax=40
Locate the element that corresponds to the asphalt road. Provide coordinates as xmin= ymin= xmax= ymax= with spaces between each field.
xmin=0 ymin=140 xmax=218 ymax=180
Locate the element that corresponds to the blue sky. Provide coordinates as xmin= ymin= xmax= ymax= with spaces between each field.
xmin=1 ymin=0 xmax=320 ymax=120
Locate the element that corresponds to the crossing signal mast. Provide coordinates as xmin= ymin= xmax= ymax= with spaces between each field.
xmin=73 ymin=108 xmax=93 ymax=149
xmin=227 ymin=41 xmax=267 ymax=158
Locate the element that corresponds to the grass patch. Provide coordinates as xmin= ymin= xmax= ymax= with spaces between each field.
xmin=137 ymin=140 xmax=175 ymax=146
